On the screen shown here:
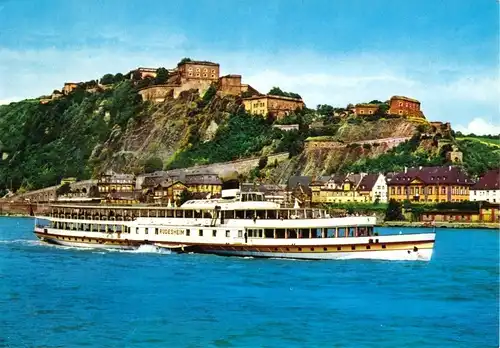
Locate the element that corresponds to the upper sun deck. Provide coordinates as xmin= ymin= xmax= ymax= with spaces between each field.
xmin=181 ymin=191 xmax=281 ymax=210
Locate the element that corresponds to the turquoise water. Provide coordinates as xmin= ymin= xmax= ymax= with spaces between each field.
xmin=0 ymin=217 xmax=498 ymax=347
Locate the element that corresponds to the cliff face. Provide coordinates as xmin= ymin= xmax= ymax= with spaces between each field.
xmin=90 ymin=91 xmax=242 ymax=174
xmin=266 ymin=118 xmax=420 ymax=181
xmin=335 ymin=118 xmax=417 ymax=142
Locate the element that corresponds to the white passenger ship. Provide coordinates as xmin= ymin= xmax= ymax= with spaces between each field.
xmin=34 ymin=189 xmax=435 ymax=261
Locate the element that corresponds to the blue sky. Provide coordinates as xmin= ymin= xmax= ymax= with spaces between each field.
xmin=0 ymin=0 xmax=498 ymax=133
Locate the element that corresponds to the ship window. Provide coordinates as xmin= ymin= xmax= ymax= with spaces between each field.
xmin=176 ymin=210 xmax=183 ymax=218
xmin=155 ymin=228 xmax=158 ymax=235
xmin=366 ymin=245 xmax=371 ymax=249
xmin=298 ymin=247 xmax=302 ymax=251
xmin=337 ymin=246 xmax=341 ymax=251
xmin=167 ymin=210 xmax=174 ymax=218
xmin=212 ymin=230 xmax=217 ymax=237
xmin=145 ymin=228 xmax=148 ymax=235
xmin=264 ymin=229 xmax=274 ymax=238
xmin=323 ymin=247 xmax=327 ymax=251
xmin=225 ymin=230 xmax=230 ymax=237
xmin=310 ymin=248 xmax=314 ymax=251
xmin=136 ymin=227 xmax=139 ymax=234
xmin=199 ymin=229 xmax=203 ymax=237
xmin=351 ymin=246 xmax=356 ymax=250
xmin=186 ymin=229 xmax=190 ymax=236
xmin=238 ymin=230 xmax=242 ymax=238
xmin=382 ymin=244 xmax=386 ymax=249
xmin=185 ymin=210 xmax=193 ymax=218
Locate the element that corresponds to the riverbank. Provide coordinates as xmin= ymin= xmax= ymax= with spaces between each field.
xmin=379 ymin=221 xmax=499 ymax=230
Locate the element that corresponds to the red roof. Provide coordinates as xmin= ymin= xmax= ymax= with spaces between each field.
xmin=388 ymin=166 xmax=473 ymax=186
xmin=358 ymin=174 xmax=379 ymax=191
xmin=471 ymin=169 xmax=500 ymax=190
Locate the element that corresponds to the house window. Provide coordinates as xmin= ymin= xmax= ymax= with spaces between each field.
xmin=399 ymin=110 xmax=403 ymax=115
xmin=369 ymin=110 xmax=373 ymax=114
xmin=211 ymin=74 xmax=215 ymax=78
xmin=196 ymin=68 xmax=200 ymax=72
xmin=397 ymin=187 xmax=401 ymax=195
xmin=203 ymin=74 xmax=207 ymax=77
xmin=428 ymin=187 xmax=433 ymax=194
xmin=360 ymin=110 xmax=364 ymax=114
xmin=441 ymin=187 xmax=446 ymax=194
xmin=399 ymin=102 xmax=403 ymax=107
xmin=188 ymin=72 xmax=192 ymax=77
xmin=196 ymin=74 xmax=200 ymax=77
xmin=211 ymin=69 xmax=215 ymax=73
xmin=391 ymin=187 xmax=395 ymax=195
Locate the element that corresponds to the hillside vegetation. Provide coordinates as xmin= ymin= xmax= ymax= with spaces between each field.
xmin=1 ymin=80 xmax=499 ymax=195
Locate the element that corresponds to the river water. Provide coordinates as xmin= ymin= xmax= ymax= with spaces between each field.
xmin=0 ymin=217 xmax=498 ymax=347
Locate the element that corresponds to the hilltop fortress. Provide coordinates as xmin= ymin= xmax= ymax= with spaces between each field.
xmin=132 ymin=60 xmax=260 ymax=101
xmin=40 ymin=57 xmax=435 ymax=122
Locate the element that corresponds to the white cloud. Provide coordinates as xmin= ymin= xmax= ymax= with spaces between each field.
xmin=454 ymin=117 xmax=500 ymax=135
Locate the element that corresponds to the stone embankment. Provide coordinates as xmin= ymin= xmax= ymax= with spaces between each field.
xmin=380 ymin=221 xmax=499 ymax=230
xmin=0 ymin=202 xmax=50 ymax=216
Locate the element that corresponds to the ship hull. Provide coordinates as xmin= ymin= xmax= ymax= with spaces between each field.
xmin=198 ymin=247 xmax=433 ymax=261
xmin=35 ymin=230 xmax=434 ymax=261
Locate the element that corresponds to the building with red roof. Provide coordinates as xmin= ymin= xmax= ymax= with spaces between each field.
xmin=470 ymin=168 xmax=500 ymax=203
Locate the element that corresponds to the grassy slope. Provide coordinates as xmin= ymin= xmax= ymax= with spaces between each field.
xmin=456 ymin=136 xmax=500 ymax=147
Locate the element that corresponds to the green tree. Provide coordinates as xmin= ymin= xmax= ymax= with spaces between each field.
xmin=268 ymin=87 xmax=301 ymax=99
xmin=154 ymin=67 xmax=169 ymax=85
xmin=178 ymin=57 xmax=192 ymax=65
xmin=375 ymin=103 xmax=389 ymax=116
xmin=100 ymin=74 xmax=115 ymax=85
xmin=258 ymin=156 xmax=268 ymax=169
xmin=143 ymin=157 xmax=163 ymax=173
xmin=56 ymin=182 xmax=71 ymax=196
xmin=177 ymin=189 xmax=193 ymax=206
xmin=113 ymin=73 xmax=125 ymax=84
xmin=202 ymin=85 xmax=217 ymax=104
xmin=385 ymin=199 xmax=405 ymax=221
xmin=316 ymin=104 xmax=334 ymax=117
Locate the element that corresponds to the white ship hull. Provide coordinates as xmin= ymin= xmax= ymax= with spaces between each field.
xmin=204 ymin=248 xmax=433 ymax=261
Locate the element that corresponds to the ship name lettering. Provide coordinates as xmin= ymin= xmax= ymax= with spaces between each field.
xmin=159 ymin=228 xmax=184 ymax=235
